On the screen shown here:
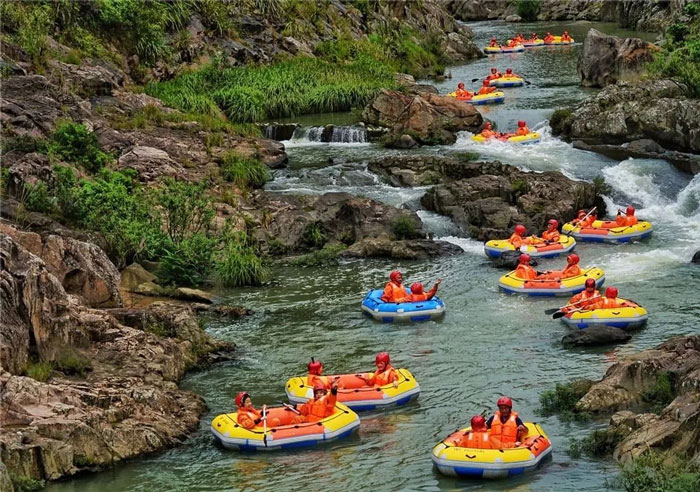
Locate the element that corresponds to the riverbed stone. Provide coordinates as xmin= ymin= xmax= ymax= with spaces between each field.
xmin=562 ymin=326 xmax=632 ymax=347
xmin=691 ymin=250 xmax=700 ymax=264
xmin=342 ymin=237 xmax=463 ymax=259
xmin=120 ymin=263 xmax=157 ymax=291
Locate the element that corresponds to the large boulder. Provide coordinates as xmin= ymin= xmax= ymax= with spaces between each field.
xmin=342 ymin=238 xmax=463 ymax=259
xmin=371 ymin=156 xmax=601 ymax=239
xmin=551 ymin=80 xmax=700 ymax=158
xmin=361 ymin=89 xmax=483 ymax=145
xmin=692 ymin=250 xmax=700 ymax=264
xmin=578 ymin=29 xmax=659 ymax=88
xmin=562 ymin=326 xmax=632 ymax=347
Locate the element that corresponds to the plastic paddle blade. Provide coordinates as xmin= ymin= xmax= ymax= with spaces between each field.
xmin=552 ymin=311 xmax=566 ymax=319
xmin=544 ymin=308 xmax=560 ymax=315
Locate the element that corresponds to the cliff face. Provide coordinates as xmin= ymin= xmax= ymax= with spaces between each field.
xmin=449 ymin=0 xmax=688 ymax=31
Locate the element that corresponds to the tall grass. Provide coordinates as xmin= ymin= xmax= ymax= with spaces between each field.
xmin=146 ymin=55 xmax=397 ymax=123
xmin=216 ymin=240 xmax=267 ymax=287
xmin=221 ymin=151 xmax=270 ymax=189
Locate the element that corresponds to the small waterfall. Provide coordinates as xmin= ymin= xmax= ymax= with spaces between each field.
xmin=260 ymin=123 xmax=299 ymax=141
xmin=287 ymin=125 xmax=368 ymax=144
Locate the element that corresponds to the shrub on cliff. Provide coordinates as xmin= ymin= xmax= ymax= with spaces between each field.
xmin=221 ymin=152 xmax=270 ymax=189
xmin=49 ymin=122 xmax=113 ymax=173
xmin=615 ymin=451 xmax=700 ymax=492
xmin=216 ymin=234 xmax=267 ymax=287
xmin=516 ymin=0 xmax=541 ymax=21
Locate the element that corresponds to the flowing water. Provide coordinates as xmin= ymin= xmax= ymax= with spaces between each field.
xmin=49 ymin=21 xmax=699 ymax=492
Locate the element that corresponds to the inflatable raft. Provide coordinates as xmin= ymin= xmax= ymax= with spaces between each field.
xmin=361 ymin=289 xmax=445 ymax=322
xmin=211 ymin=402 xmax=359 ymax=451
xmin=432 ymin=422 xmax=552 ymax=479
xmin=488 ymin=76 xmax=524 ymax=88
xmin=562 ymin=220 xmax=653 ymax=243
xmin=561 ymin=299 xmax=648 ymax=330
xmin=500 ymin=44 xmax=525 ymax=53
xmin=545 ymin=36 xmax=574 ymax=45
xmin=498 ymin=267 xmax=605 ymax=296
xmin=471 ymin=132 xmax=541 ymax=144
xmin=448 ymin=91 xmax=506 ymax=105
xmin=484 ymin=46 xmax=503 ymax=53
xmin=484 ymin=235 xmax=575 ymax=259
xmin=523 ymin=39 xmax=545 ymax=47
xmin=285 ymin=368 xmax=420 ymax=411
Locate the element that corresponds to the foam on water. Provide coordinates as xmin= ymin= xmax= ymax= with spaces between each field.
xmin=436 ymin=236 xmax=485 ymax=255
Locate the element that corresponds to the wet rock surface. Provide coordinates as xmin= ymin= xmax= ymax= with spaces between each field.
xmin=342 ymin=238 xmax=463 ymax=259
xmin=369 ymin=156 xmax=599 ymax=240
xmin=562 ymin=326 xmax=633 ymax=346
xmin=577 ymin=29 xmax=659 ymax=88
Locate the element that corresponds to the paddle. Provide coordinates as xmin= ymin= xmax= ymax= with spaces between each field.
xmin=262 ymin=404 xmax=268 ymax=447
xmin=277 ymin=401 xmax=302 ymax=415
xmin=547 ymin=295 xmax=602 ymax=318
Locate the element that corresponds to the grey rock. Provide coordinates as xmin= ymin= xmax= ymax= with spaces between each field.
xmin=562 ymin=326 xmax=632 ymax=346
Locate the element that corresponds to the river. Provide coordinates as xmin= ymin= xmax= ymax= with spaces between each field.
xmin=47 ymin=21 xmax=699 ymax=492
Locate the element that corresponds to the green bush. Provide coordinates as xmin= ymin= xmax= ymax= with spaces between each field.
xmin=23 ymin=181 xmax=55 ymax=214
xmin=10 ymin=475 xmax=45 ymax=492
xmin=616 ymin=451 xmax=700 ymax=492
xmin=221 ymin=152 xmax=270 ymax=189
xmin=290 ymin=243 xmax=347 ymax=267
xmin=549 ymin=108 xmax=573 ymax=135
xmin=49 ymin=122 xmax=113 ymax=173
xmin=216 ymin=239 xmax=267 ymax=287
xmin=568 ymin=428 xmax=626 ymax=458
xmin=54 ymin=350 xmax=92 ymax=377
xmin=641 ymin=371 xmax=676 ymax=411
xmin=153 ymin=179 xmax=214 ymax=244
xmin=516 ymin=0 xmax=541 ymax=21
xmin=25 ymin=361 xmax=52 ymax=382
xmin=539 ymin=380 xmax=592 ymax=422
xmin=52 ymin=165 xmax=78 ymax=218
xmin=593 ymin=175 xmax=612 ymax=196
xmin=302 ymin=221 xmax=327 ymax=248
xmin=393 ymin=216 xmax=420 ymax=240
xmin=685 ymin=2 xmax=700 ymax=17
xmin=1 ymin=134 xmax=49 ymax=154
xmin=157 ymin=234 xmax=216 ymax=287
xmin=667 ymin=23 xmax=690 ymax=43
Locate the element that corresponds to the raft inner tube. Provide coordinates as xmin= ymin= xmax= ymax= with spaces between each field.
xmin=561 ymin=299 xmax=648 ymax=330
xmin=211 ymin=402 xmax=360 ymax=451
xmin=471 ymin=132 xmax=541 ymax=144
xmin=484 ymin=234 xmax=575 ymax=259
xmin=361 ymin=289 xmax=445 ymax=322
xmin=499 ymin=267 xmax=605 ymax=296
xmin=432 ymin=422 xmax=552 ymax=479
xmin=488 ymin=76 xmax=524 ymax=88
xmin=562 ymin=220 xmax=653 ymax=243
xmin=500 ymin=44 xmax=525 ymax=52
xmin=285 ymin=368 xmax=420 ymax=411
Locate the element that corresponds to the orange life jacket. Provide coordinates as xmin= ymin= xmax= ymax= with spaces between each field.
xmin=594 ymin=297 xmax=623 ymax=310
xmin=369 ymin=365 xmax=398 ymax=386
xmin=456 ymin=89 xmax=473 ymax=101
xmin=508 ymin=233 xmax=523 ymax=248
xmin=568 ymin=289 xmax=599 ymax=309
xmin=298 ymin=392 xmax=337 ymax=422
xmin=307 ymin=374 xmax=330 ymax=389
xmin=481 ymin=129 xmax=497 ymax=138
xmin=408 ymin=285 xmax=438 ymax=302
xmin=541 ymin=229 xmax=559 ymax=241
xmin=486 ymin=73 xmax=502 ymax=80
xmin=622 ymin=215 xmax=638 ymax=226
xmin=478 ymin=86 xmax=496 ymax=95
xmin=561 ymin=264 xmax=581 ymax=278
xmin=457 ymin=430 xmax=492 ymax=449
xmin=381 ymin=281 xmax=408 ymax=303
xmin=515 ymin=264 xmax=537 ymax=280
xmin=489 ymin=41 xmax=499 ymax=47
xmin=544 ymin=35 xmax=554 ymax=42
xmin=490 ymin=410 xmax=520 ymax=448
xmin=579 ymin=216 xmax=595 ymax=228
xmin=237 ymin=407 xmax=261 ymax=429
xmin=516 ymin=126 xmax=531 ymax=136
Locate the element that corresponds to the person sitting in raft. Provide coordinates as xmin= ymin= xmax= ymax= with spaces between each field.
xmin=544 ymin=31 xmax=555 ymax=43
xmin=479 ymin=122 xmax=498 ymax=139
xmin=505 ymin=67 xmax=520 ymax=78
xmin=381 ymin=270 xmax=409 ymax=303
xmin=572 ymin=209 xmax=587 ymax=224
xmin=486 ymin=67 xmax=503 ymax=80
xmin=616 ymin=206 xmax=639 ymax=227
xmin=455 ymin=415 xmax=493 ymax=449
xmin=565 ymin=278 xmax=600 ymax=311
xmin=561 ymin=31 xmax=573 ymax=42
xmin=539 ymin=253 xmax=582 ymax=280
xmin=489 ymin=38 xmax=499 ymax=48
xmin=360 ymin=352 xmax=399 ymax=388
xmin=515 ymin=120 xmax=531 ymax=136
xmin=508 ymin=224 xmax=527 ymax=248
xmin=515 ymin=33 xmax=525 ymax=43
xmin=523 ymin=218 xmax=559 ymax=245
xmin=235 ymin=392 xmax=281 ymax=429
xmin=477 ymin=79 xmax=497 ymax=95
xmin=455 ymin=82 xmax=473 ymax=100
xmin=530 ymin=32 xmax=539 ymax=41
xmin=515 ymin=253 xmax=537 ymax=280
xmin=506 ymin=38 xmax=520 ymax=48
xmin=306 ymin=358 xmax=338 ymax=390
xmin=408 ymin=279 xmax=442 ymax=302
xmin=295 ymin=381 xmax=339 ymax=423
xmin=486 ymin=397 xmax=528 ymax=448
xmin=575 ymin=209 xmax=597 ymax=228
xmin=591 ymin=287 xmax=632 ymax=310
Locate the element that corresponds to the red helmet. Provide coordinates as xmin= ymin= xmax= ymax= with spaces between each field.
xmin=606 ymin=286 xmax=618 ymax=298
xmin=585 ymin=278 xmax=596 ymax=290
xmin=532 ymin=33 xmax=537 ymax=37
xmin=515 ymin=224 xmax=526 ymax=235
xmin=491 ymin=67 xmax=497 ymax=73
xmin=313 ymin=381 xmax=327 ymax=394
xmin=410 ymin=282 xmax=423 ymax=294
xmin=389 ymin=270 xmax=402 ymax=282
xmin=506 ymin=68 xmax=513 ymax=74
xmin=375 ymin=352 xmax=390 ymax=366
xmin=484 ymin=122 xmax=492 ymax=129
xmin=546 ymin=32 xmax=551 ymax=35
xmin=235 ymin=391 xmax=249 ymax=408
xmin=577 ymin=209 xmax=586 ymax=217
xmin=308 ymin=359 xmax=323 ymax=375
xmin=567 ymin=253 xmax=579 ymax=265
xmin=458 ymin=82 xmax=465 ymax=89
xmin=497 ymin=396 xmax=513 ymax=408
xmin=518 ymin=120 xmax=526 ymax=127
xmin=491 ymin=38 xmax=496 ymax=42
xmin=626 ymin=206 xmax=635 ymax=216
xmin=471 ymin=415 xmax=487 ymax=430
xmin=482 ymin=79 xmax=490 ymax=86
xmin=519 ymin=253 xmax=531 ymax=264
xmin=564 ymin=31 xmax=569 ymax=34
xmin=547 ymin=219 xmax=558 ymax=229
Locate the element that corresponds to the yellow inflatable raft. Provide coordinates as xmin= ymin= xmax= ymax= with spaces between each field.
xmin=447 ymin=91 xmax=506 ymax=105
xmin=561 ymin=298 xmax=648 ymax=330
xmin=562 ymin=220 xmax=653 ymax=243
xmin=499 ymin=267 xmax=605 ymax=296
xmin=488 ymin=76 xmax=524 ymax=88
xmin=484 ymin=235 xmax=575 ymax=259
xmin=545 ymin=35 xmax=574 ymax=45
xmin=471 ymin=132 xmax=541 ymax=144
xmin=432 ymin=422 xmax=552 ymax=479
xmin=523 ymin=38 xmax=545 ymax=47
xmin=285 ymin=368 xmax=420 ymax=411
xmin=211 ymin=402 xmax=359 ymax=451
xmin=484 ymin=46 xmax=503 ymax=53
